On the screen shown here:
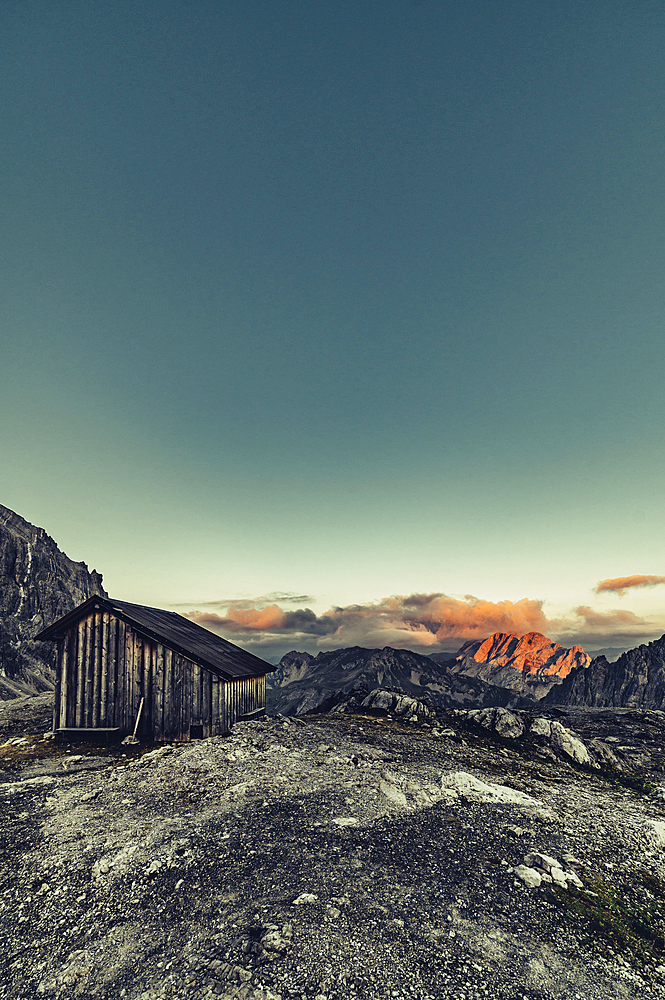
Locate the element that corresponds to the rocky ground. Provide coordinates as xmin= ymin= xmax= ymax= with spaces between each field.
xmin=2 ymin=696 xmax=665 ymax=999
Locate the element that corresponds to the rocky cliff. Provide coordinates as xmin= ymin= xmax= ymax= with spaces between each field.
xmin=0 ymin=504 xmax=107 ymax=698
xmin=544 ymin=634 xmax=665 ymax=709
xmin=441 ymin=631 xmax=591 ymax=701
xmin=457 ymin=631 xmax=590 ymax=677
xmin=267 ymin=645 xmax=517 ymax=715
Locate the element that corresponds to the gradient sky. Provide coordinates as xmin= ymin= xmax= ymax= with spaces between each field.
xmin=3 ymin=1 xmax=665 ymax=661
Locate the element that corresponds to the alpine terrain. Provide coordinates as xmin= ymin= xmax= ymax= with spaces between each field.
xmin=544 ymin=636 xmax=665 ymax=709
xmin=0 ymin=504 xmax=107 ymax=699
xmin=445 ymin=631 xmax=591 ymax=701
xmin=266 ymin=646 xmax=515 ymax=716
xmin=268 ymin=633 xmax=593 ymax=715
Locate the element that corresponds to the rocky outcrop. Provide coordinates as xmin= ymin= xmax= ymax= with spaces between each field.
xmin=543 ymin=636 xmax=665 ymax=710
xmin=455 ymin=707 xmax=599 ymax=768
xmin=328 ymin=686 xmax=438 ymax=724
xmin=0 ymin=504 xmax=107 ymax=698
xmin=267 ymin=645 xmax=518 ymax=716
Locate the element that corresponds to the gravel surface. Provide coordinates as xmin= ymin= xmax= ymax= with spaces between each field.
xmin=2 ymin=700 xmax=665 ymax=999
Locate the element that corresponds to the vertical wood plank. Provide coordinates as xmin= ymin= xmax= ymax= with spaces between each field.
xmin=216 ymin=679 xmax=223 ymax=735
xmin=115 ymin=620 xmax=126 ymax=729
xmin=172 ymin=654 xmax=180 ymax=740
xmin=220 ymin=680 xmax=226 ymax=734
xmin=143 ymin=640 xmax=153 ymax=739
xmin=203 ymin=671 xmax=211 ymax=736
xmin=180 ymin=657 xmax=189 ymax=741
xmin=76 ymin=618 xmax=84 ymax=727
xmin=164 ymin=648 xmax=173 ymax=740
xmin=176 ymin=655 xmax=185 ymax=740
xmin=185 ymin=658 xmax=191 ymax=739
xmin=124 ymin=626 xmax=134 ymax=734
xmin=99 ymin=612 xmax=109 ymax=726
xmin=170 ymin=651 xmax=178 ymax=740
xmin=107 ymin=616 xmax=118 ymax=726
xmin=186 ymin=659 xmax=192 ymax=739
xmin=192 ymin=663 xmax=201 ymax=724
xmin=69 ymin=625 xmax=80 ymax=728
xmin=52 ymin=638 xmax=63 ymax=732
xmin=60 ymin=628 xmax=71 ymax=728
xmin=133 ymin=633 xmax=143 ymax=731
xmin=83 ymin=616 xmax=94 ymax=727
xmin=92 ymin=611 xmax=102 ymax=726
xmin=211 ymin=679 xmax=217 ymax=736
xmin=154 ymin=644 xmax=165 ymax=741
xmin=174 ymin=655 xmax=182 ymax=740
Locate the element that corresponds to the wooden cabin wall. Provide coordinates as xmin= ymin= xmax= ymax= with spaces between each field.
xmin=53 ymin=611 xmax=268 ymax=740
xmin=224 ymin=674 xmax=266 ymax=728
xmin=53 ymin=611 xmax=139 ymax=734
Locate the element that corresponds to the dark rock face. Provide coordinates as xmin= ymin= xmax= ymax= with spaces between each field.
xmin=0 ymin=504 xmax=107 ymax=699
xmin=267 ymin=645 xmax=518 ymax=715
xmin=544 ymin=635 xmax=665 ymax=709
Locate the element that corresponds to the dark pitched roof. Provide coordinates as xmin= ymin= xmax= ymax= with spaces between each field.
xmin=35 ymin=596 xmax=276 ymax=680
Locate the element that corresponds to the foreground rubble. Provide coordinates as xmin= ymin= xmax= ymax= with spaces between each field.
xmin=2 ymin=697 xmax=665 ymax=999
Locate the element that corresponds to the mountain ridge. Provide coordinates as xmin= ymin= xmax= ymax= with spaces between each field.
xmin=0 ymin=504 xmax=107 ymax=698
xmin=544 ymin=634 xmax=665 ymax=709
xmin=267 ymin=643 xmax=522 ymax=715
xmin=271 ymin=630 xmax=596 ymax=715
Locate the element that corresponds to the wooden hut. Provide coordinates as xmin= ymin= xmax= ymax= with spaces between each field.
xmin=35 ymin=596 xmax=276 ymax=742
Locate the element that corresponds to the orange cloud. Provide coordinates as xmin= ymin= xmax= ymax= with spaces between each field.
xmin=188 ymin=592 xmax=551 ymax=647
xmin=189 ymin=605 xmax=333 ymax=635
xmin=573 ymin=605 xmax=647 ymax=629
xmin=401 ymin=593 xmax=550 ymax=640
xmin=185 ymin=590 xmax=663 ymax=657
xmin=224 ymin=605 xmax=287 ymax=630
xmin=191 ymin=605 xmax=286 ymax=631
xmin=594 ymin=575 xmax=665 ymax=597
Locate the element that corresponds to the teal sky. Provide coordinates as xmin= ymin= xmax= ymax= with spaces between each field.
xmin=3 ymin=1 xmax=665 ymax=660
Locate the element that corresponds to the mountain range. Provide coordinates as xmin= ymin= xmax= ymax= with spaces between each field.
xmin=267 ymin=629 xmax=597 ymax=714
xmin=266 ymin=645 xmax=516 ymax=715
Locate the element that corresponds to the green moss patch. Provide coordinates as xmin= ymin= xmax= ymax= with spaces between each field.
xmin=547 ymin=871 xmax=665 ymax=966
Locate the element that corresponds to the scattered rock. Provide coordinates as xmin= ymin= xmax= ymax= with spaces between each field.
xmin=513 ymin=865 xmax=542 ymax=888
xmin=468 ymin=707 xmax=525 ymax=739
xmin=548 ymin=721 xmax=597 ymax=768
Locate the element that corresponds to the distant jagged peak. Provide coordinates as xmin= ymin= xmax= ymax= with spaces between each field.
xmin=456 ymin=631 xmax=590 ymax=679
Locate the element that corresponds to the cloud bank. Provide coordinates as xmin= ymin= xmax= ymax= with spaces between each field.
xmin=191 ymin=593 xmax=551 ymax=649
xmin=186 ymin=589 xmax=660 ymax=661
xmin=594 ymin=575 xmax=665 ymax=597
